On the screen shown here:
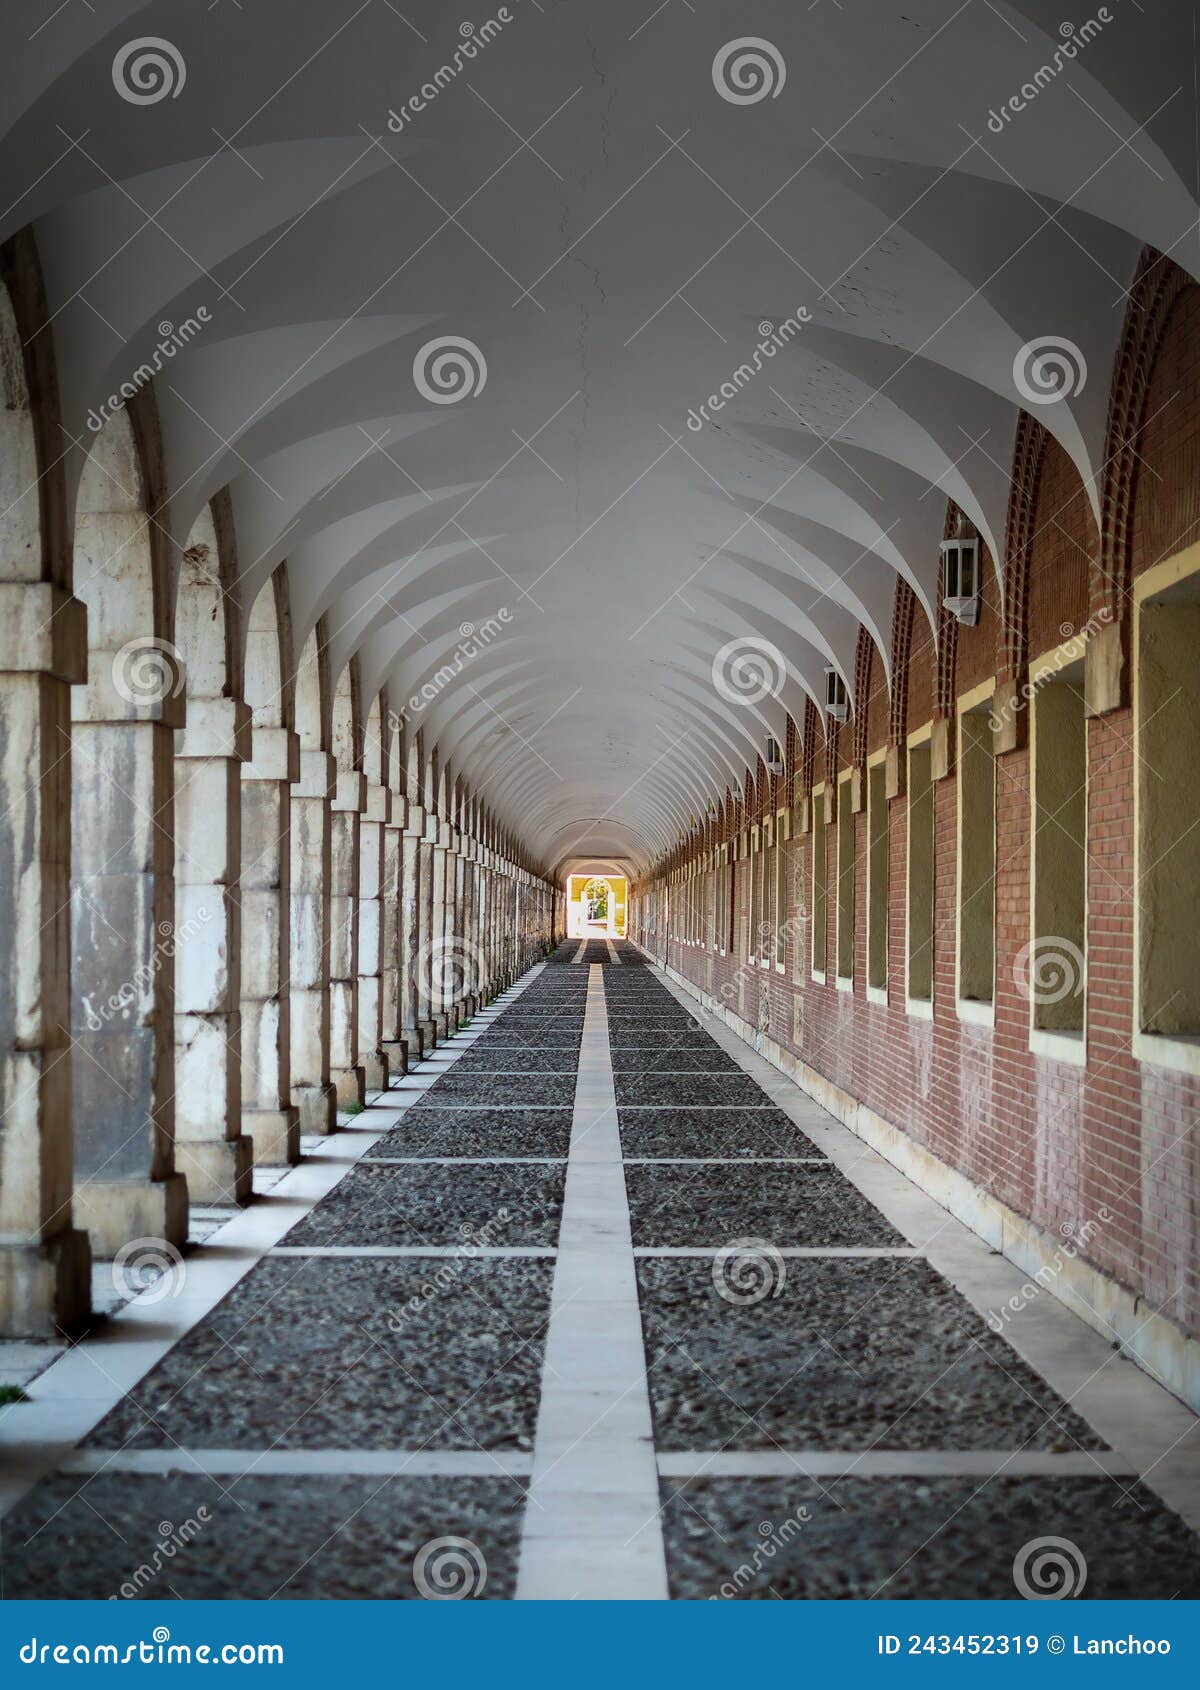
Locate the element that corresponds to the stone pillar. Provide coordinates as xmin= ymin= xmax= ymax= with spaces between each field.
xmin=459 ymin=837 xmax=477 ymax=1016
xmin=329 ymin=771 xmax=365 ymax=1107
xmin=173 ymin=697 xmax=253 ymax=1201
xmin=379 ymin=791 xmax=407 ymax=1077
xmin=429 ymin=820 xmax=450 ymax=1042
xmin=356 ymin=779 xmax=389 ymax=1092
xmin=417 ymin=817 xmax=437 ymax=1051
xmin=240 ymin=725 xmax=300 ymax=1165
xmin=400 ymin=805 xmax=424 ymax=1060
xmin=71 ymin=668 xmax=188 ymax=1255
xmin=289 ymin=749 xmax=337 ymax=1134
xmin=0 ymin=584 xmax=92 ymax=1331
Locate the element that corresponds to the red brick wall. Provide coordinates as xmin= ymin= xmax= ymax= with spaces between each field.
xmin=637 ymin=249 xmax=1200 ymax=1357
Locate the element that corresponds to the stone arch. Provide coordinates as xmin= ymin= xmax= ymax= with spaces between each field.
xmin=328 ymin=658 xmax=365 ymax=1105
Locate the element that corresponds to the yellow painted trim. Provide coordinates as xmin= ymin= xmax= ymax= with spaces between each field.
xmin=955 ymin=679 xmax=997 ymax=1019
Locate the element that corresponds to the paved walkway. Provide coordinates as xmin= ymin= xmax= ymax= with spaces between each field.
xmin=3 ymin=945 xmax=1200 ymax=1599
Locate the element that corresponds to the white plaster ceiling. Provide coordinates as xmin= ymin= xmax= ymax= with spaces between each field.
xmin=5 ymin=0 xmax=1195 ymax=876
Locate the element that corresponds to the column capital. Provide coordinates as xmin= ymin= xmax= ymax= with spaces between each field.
xmin=243 ymin=725 xmax=299 ymax=783
xmin=175 ymin=696 xmax=252 ymax=761
xmin=291 ymin=748 xmax=335 ymax=800
xmin=364 ymin=781 xmax=392 ymax=823
xmin=0 ymin=584 xmax=87 ymax=683
xmin=331 ymin=769 xmax=367 ymax=813
xmin=403 ymin=803 xmax=426 ymax=838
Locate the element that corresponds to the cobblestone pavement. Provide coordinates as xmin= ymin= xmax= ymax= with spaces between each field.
xmin=3 ymin=945 xmax=1199 ymax=1601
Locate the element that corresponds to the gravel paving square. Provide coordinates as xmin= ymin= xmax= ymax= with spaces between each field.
xmin=415 ymin=1073 xmax=576 ymax=1107
xmin=615 ymin=1074 xmax=773 ymax=1107
xmin=450 ymin=1049 xmax=579 ymax=1074
xmin=281 ymin=1162 xmax=566 ymax=1247
xmin=610 ymin=1047 xmax=745 ymax=1074
xmin=637 ymin=1257 xmax=1108 ymax=1452
xmin=660 ymin=1476 xmax=1200 ymax=1599
xmin=618 ymin=1108 xmax=821 ymax=1159
xmin=625 ymin=1163 xmax=906 ymax=1247
xmin=373 ymin=1108 xmax=574 ymax=1157
xmin=86 ymin=1256 xmax=554 ymax=1450
xmin=2 ymin=1474 xmax=525 ymax=1599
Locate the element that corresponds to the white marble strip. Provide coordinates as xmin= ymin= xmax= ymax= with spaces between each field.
xmin=605 ymin=940 xmax=621 ymax=965
xmin=60 ymin=1449 xmax=533 ymax=1479
xmin=614 ymin=1104 xmax=782 ymax=1112
xmin=269 ymin=1245 xmax=556 ymax=1258
xmin=0 ymin=962 xmax=549 ymax=1522
xmin=572 ymin=941 xmax=588 ymax=963
xmin=632 ymin=1246 xmax=923 ymax=1259
xmin=656 ymin=1450 xmax=1140 ymax=1479
xmin=516 ymin=965 xmax=669 ymax=1601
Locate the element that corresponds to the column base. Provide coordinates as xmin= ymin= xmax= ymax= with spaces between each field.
xmin=292 ymin=1083 xmax=337 ymax=1136
xmin=360 ymin=1052 xmax=388 ymax=1092
xmin=381 ymin=1038 xmax=409 ymax=1077
xmin=73 ymin=1174 xmax=189 ymax=1260
xmin=174 ymin=1133 xmax=254 ymax=1204
xmin=332 ymin=1065 xmax=366 ymax=1109
xmin=244 ymin=1107 xmax=301 ymax=1166
xmin=0 ymin=1228 xmax=92 ymax=1338
xmin=434 ymin=1013 xmax=450 ymax=1042
xmin=419 ymin=1020 xmax=437 ymax=1051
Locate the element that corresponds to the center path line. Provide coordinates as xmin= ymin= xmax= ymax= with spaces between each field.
xmin=515 ymin=963 xmax=668 ymax=1600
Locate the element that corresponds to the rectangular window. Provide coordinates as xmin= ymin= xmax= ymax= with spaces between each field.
xmin=811 ymin=786 xmax=828 ymax=979
xmin=836 ymin=772 xmax=855 ymax=983
xmin=867 ymin=757 xmax=889 ymax=994
xmin=1135 ymin=556 xmax=1200 ymax=1067
xmin=958 ymin=695 xmax=996 ymax=1011
xmin=906 ymin=740 xmax=933 ymax=1006
xmin=748 ymin=828 xmax=760 ymax=960
xmin=1030 ymin=661 xmax=1086 ymax=1048
xmin=761 ymin=816 xmax=775 ymax=966
xmin=774 ymin=808 xmax=788 ymax=969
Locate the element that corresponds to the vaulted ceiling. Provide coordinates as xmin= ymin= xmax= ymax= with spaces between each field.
xmin=7 ymin=0 xmax=1195 ymax=875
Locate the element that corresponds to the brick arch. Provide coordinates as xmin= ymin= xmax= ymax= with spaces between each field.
xmin=1002 ymin=411 xmax=1050 ymax=675
xmin=1100 ymin=245 xmax=1194 ymax=607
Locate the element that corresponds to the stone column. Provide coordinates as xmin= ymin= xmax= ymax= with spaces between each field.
xmin=289 ymin=749 xmax=337 ymax=1134
xmin=71 ymin=663 xmax=188 ymax=1255
xmin=356 ymin=778 xmax=389 ymax=1092
xmin=329 ymin=771 xmax=365 ymax=1107
xmin=429 ymin=819 xmax=450 ymax=1042
xmin=459 ymin=836 xmax=477 ymax=1016
xmin=400 ymin=804 xmax=424 ymax=1060
xmin=173 ymin=697 xmax=253 ymax=1201
xmin=240 ymin=724 xmax=300 ymax=1164
xmin=0 ymin=584 xmax=91 ymax=1331
xmin=379 ymin=791 xmax=407 ymax=1077
xmin=417 ymin=816 xmax=437 ymax=1051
